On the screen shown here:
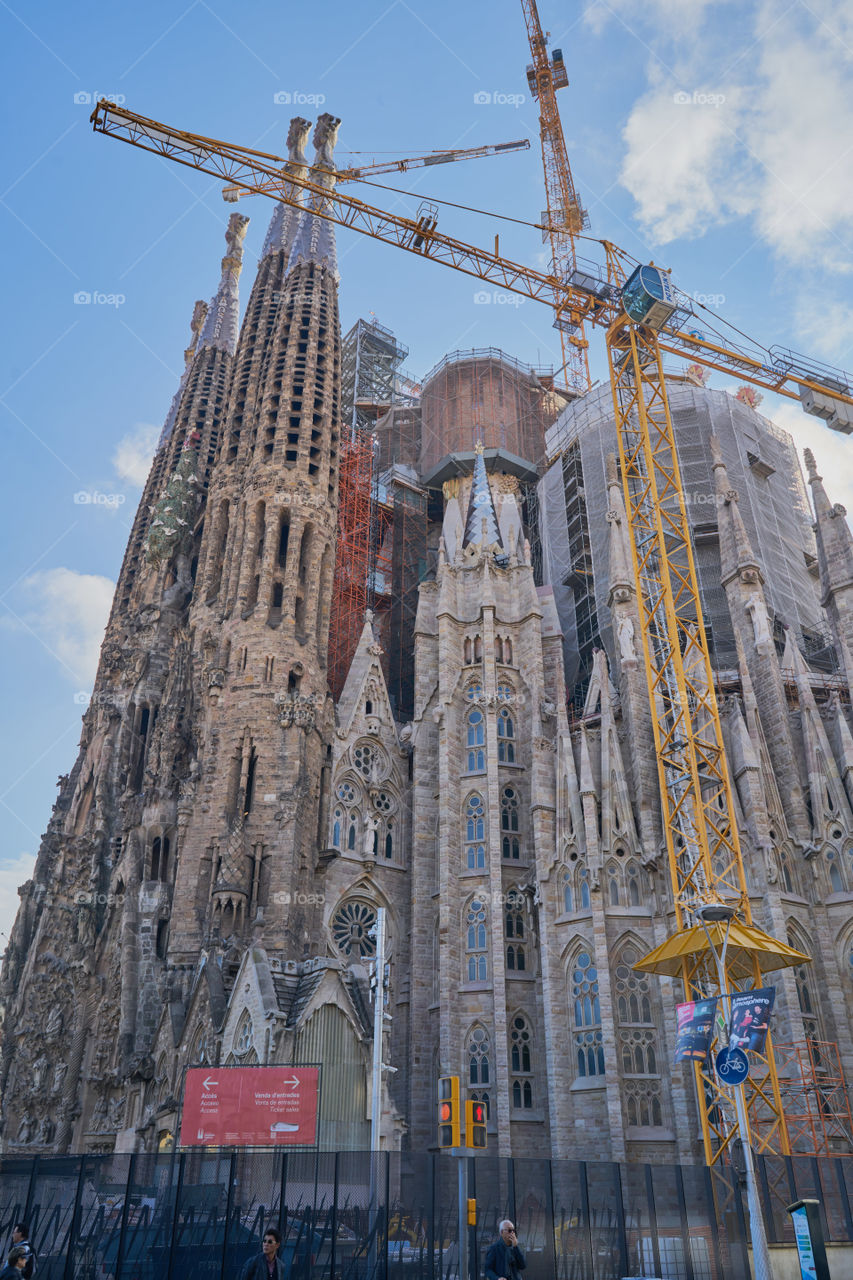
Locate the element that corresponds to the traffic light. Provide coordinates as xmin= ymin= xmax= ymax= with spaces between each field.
xmin=437 ymin=1076 xmax=460 ymax=1148
xmin=466 ymin=1098 xmax=487 ymax=1148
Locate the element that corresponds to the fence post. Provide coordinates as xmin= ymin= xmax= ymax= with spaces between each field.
xmin=63 ymin=1154 xmax=89 ymax=1280
xmin=833 ymin=1158 xmax=853 ymax=1240
xmin=700 ymin=1167 xmax=724 ymax=1280
xmin=756 ymin=1156 xmax=776 ymax=1245
xmin=673 ymin=1165 xmax=695 ymax=1280
xmin=578 ymin=1162 xmax=593 ymax=1280
xmin=611 ymin=1163 xmax=628 ymax=1279
xmin=543 ymin=1159 xmax=556 ymax=1280
xmin=643 ymin=1164 xmax=661 ymax=1279
xmin=383 ymin=1151 xmax=390 ymax=1280
xmin=728 ymin=1162 xmax=751 ymax=1280
xmin=278 ymin=1152 xmax=289 ymax=1240
xmin=115 ymin=1152 xmax=137 ymax=1280
xmin=165 ymin=1152 xmax=186 ymax=1280
xmin=330 ymin=1151 xmax=339 ymax=1280
xmin=429 ymin=1153 xmax=436 ymax=1280
xmin=22 ymin=1154 xmax=40 ymax=1237
xmin=219 ymin=1149 xmax=237 ymax=1280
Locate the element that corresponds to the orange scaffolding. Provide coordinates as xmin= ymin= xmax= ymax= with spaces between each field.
xmin=772 ymin=1040 xmax=853 ymax=1156
xmin=328 ymin=429 xmax=374 ymax=701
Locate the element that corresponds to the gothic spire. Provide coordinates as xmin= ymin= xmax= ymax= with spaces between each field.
xmin=157 ymin=299 xmax=208 ymax=449
xmin=804 ymin=447 xmax=853 ymax=602
xmin=604 ymin=453 xmax=634 ymax=604
xmin=198 ymin=212 xmax=250 ymax=354
xmin=462 ymin=443 xmax=503 ymax=550
xmin=287 ymin=113 xmax=340 ymax=277
xmin=260 ymin=116 xmax=310 ymax=260
xmin=710 ymin=434 xmax=763 ymax=586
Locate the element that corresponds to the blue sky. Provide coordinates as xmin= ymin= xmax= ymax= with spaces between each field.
xmin=3 ymin=0 xmax=853 ymax=947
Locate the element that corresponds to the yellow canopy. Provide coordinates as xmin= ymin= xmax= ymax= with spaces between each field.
xmin=632 ymin=920 xmax=812 ymax=978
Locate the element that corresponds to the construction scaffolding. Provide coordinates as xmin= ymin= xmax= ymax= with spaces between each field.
xmin=328 ymin=430 xmax=373 ymax=701
xmin=773 ymin=1041 xmax=853 ymax=1157
xmin=341 ymin=317 xmax=414 ymax=439
xmin=331 ymin=318 xmax=425 ymax=706
xmin=371 ymin=466 xmax=429 ymax=722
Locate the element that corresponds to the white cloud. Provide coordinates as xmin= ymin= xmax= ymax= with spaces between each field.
xmin=614 ymin=0 xmax=853 ymax=274
xmin=112 ymin=423 xmax=159 ymax=488
xmin=762 ymin=395 xmax=853 ymax=521
xmin=0 ymin=852 xmax=37 ymax=956
xmin=22 ymin=568 xmax=115 ymax=686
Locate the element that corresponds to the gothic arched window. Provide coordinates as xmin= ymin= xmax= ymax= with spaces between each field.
xmin=625 ymin=860 xmax=642 ymax=906
xmin=505 ymin=892 xmax=526 ymax=971
xmin=497 ymin=709 xmax=516 ymax=763
xmin=571 ymin=949 xmax=604 ymax=1078
xmin=467 ymin=1025 xmax=491 ymax=1119
xmin=578 ymin=866 xmax=591 ymax=910
xmin=827 ymin=848 xmax=845 ymax=893
xmin=465 ymin=793 xmax=486 ymax=870
xmin=501 ymin=786 xmax=520 ymax=860
xmin=466 ymin=899 xmax=488 ymax=982
xmin=466 ymin=710 xmax=485 ymax=773
xmin=563 ymin=871 xmax=573 ymax=913
xmin=614 ymin=942 xmax=663 ymax=1124
xmin=607 ymin=861 xmax=620 ymax=906
xmin=788 ymin=927 xmax=824 ymax=1052
xmin=332 ymin=808 xmax=342 ymax=849
xmin=510 ymin=1015 xmax=533 ymax=1109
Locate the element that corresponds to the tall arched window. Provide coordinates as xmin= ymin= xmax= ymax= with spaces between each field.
xmin=788 ymin=927 xmax=825 ymax=1051
xmin=510 ymin=1015 xmax=533 ymax=1109
xmin=332 ymin=808 xmax=343 ymax=848
xmin=563 ymin=870 xmax=573 ymax=913
xmin=625 ymin=860 xmax=641 ymax=906
xmin=614 ymin=942 xmax=662 ymax=1126
xmin=497 ymin=709 xmax=516 ymax=763
xmin=467 ymin=1025 xmax=491 ymax=1118
xmin=501 ymin=786 xmax=520 ymax=860
xmin=827 ymin=848 xmax=845 ymax=893
xmin=578 ymin=866 xmax=591 ymax=910
xmin=467 ymin=710 xmax=485 ymax=773
xmin=465 ymin=794 xmax=486 ymax=870
xmin=607 ymin=861 xmax=620 ymax=905
xmin=571 ymin=949 xmax=604 ymax=1078
xmin=466 ymin=899 xmax=488 ymax=982
xmin=505 ymin=891 xmax=526 ymax=971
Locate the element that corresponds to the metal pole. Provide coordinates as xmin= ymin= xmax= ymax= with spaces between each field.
xmin=370 ymin=908 xmax=386 ymax=1151
xmin=368 ymin=908 xmax=386 ymax=1280
xmin=457 ymin=1156 xmax=467 ymax=1280
xmin=701 ymin=920 xmax=775 ymax=1280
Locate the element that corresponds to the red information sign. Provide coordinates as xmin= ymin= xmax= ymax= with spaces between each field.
xmin=180 ymin=1066 xmax=320 ymax=1148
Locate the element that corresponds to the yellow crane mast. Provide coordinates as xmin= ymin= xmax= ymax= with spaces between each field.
xmin=520 ymin=0 xmax=592 ymax=395
xmin=90 ymin=100 xmax=853 ymax=1170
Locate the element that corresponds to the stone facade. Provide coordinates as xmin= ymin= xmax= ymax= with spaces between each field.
xmin=2 ymin=137 xmax=853 ymax=1160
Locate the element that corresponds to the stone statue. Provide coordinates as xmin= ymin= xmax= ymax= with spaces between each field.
xmin=286 ymin=116 xmax=311 ymax=169
xmin=16 ymin=1113 xmax=34 ymax=1144
xmin=32 ymin=1055 xmax=48 ymax=1091
xmin=45 ymin=1005 xmax=63 ymax=1040
xmin=363 ymin=814 xmax=380 ymax=856
xmin=617 ymin=615 xmax=637 ymax=665
xmin=52 ymin=1061 xmax=68 ymax=1094
xmin=745 ymin=592 xmax=771 ymax=648
xmin=37 ymin=1115 xmax=55 ymax=1145
xmin=312 ymin=113 xmax=341 ymax=206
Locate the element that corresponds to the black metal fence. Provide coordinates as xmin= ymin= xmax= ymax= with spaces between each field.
xmin=0 ymin=1150 xmax=851 ymax=1280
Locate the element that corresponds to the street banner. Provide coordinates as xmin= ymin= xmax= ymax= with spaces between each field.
xmin=728 ymin=987 xmax=775 ymax=1054
xmin=179 ymin=1065 xmax=320 ymax=1147
xmin=674 ymin=998 xmax=717 ymax=1063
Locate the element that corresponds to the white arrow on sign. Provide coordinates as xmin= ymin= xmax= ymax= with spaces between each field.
xmin=281 ymin=1076 xmax=300 ymax=1088
xmin=202 ymin=1076 xmax=219 ymax=1091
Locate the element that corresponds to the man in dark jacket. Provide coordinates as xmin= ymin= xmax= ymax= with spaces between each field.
xmin=484 ymin=1221 xmax=526 ymax=1280
xmin=238 ymin=1228 xmax=284 ymax=1280
xmin=10 ymin=1226 xmax=34 ymax=1280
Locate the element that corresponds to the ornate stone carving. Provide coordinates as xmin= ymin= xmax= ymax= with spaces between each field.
xmin=279 ymin=693 xmax=318 ymax=730
xmin=206 ymin=666 xmax=226 ymax=689
xmin=745 ymin=592 xmax=771 ymax=648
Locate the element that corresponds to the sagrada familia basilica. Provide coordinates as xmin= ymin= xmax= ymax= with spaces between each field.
xmin=2 ymin=114 xmax=852 ymax=1163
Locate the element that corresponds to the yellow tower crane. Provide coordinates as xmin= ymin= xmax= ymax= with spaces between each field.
xmin=520 ymin=0 xmax=591 ymax=395
xmin=89 ymin=101 xmax=852 ymax=1177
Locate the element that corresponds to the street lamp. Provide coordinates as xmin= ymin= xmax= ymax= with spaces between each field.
xmin=695 ymin=902 xmax=774 ymax=1280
